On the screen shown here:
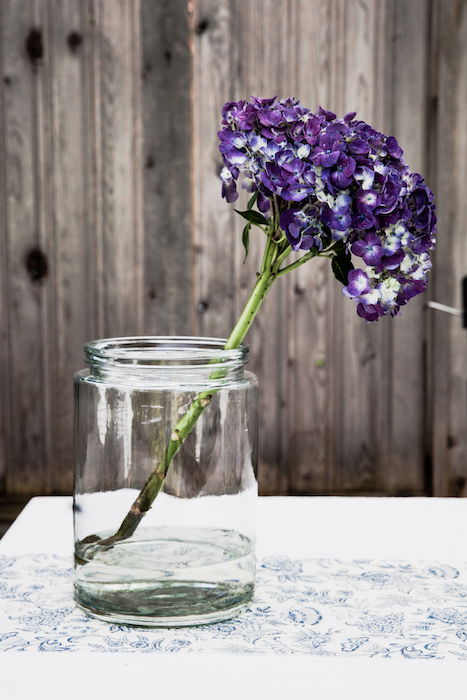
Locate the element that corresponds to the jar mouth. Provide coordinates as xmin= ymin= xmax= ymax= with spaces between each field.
xmin=84 ymin=336 xmax=248 ymax=371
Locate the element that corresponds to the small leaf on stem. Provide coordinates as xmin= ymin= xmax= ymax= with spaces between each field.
xmin=247 ymin=192 xmax=258 ymax=210
xmin=331 ymin=242 xmax=354 ymax=285
xmin=234 ymin=209 xmax=269 ymax=226
xmin=242 ymin=223 xmax=251 ymax=262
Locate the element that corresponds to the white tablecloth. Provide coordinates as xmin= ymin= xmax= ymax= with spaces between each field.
xmin=1 ymin=496 xmax=466 ymax=698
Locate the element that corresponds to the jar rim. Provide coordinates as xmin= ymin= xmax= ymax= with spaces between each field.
xmin=84 ymin=336 xmax=248 ymax=370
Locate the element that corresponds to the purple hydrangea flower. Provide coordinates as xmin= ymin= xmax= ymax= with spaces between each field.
xmin=218 ymin=96 xmax=436 ymax=321
xmin=280 ymin=209 xmax=323 ymax=251
xmin=351 ymin=233 xmax=384 ymax=266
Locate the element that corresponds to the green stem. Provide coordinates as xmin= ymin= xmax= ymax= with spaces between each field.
xmin=273 ymin=244 xmax=293 ymax=272
xmin=225 ymin=236 xmax=276 ymax=349
xmin=98 ymin=233 xmax=278 ymax=546
xmin=276 ymin=249 xmax=318 ymax=277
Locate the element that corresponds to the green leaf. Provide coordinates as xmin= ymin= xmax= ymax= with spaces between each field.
xmin=247 ymin=192 xmax=258 ymax=210
xmin=234 ymin=209 xmax=269 ymax=226
xmin=241 ymin=223 xmax=251 ymax=262
xmin=331 ymin=244 xmax=354 ymax=285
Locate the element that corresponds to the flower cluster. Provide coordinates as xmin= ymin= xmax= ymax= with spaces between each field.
xmin=218 ymin=97 xmax=436 ymax=321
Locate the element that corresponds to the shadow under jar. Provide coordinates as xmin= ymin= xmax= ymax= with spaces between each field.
xmin=73 ymin=337 xmax=258 ymax=627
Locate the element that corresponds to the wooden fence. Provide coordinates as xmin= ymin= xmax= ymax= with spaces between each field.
xmin=0 ymin=0 xmax=465 ymax=499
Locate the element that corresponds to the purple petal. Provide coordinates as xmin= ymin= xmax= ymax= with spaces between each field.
xmin=257 ymin=109 xmax=283 ymax=127
xmin=362 ymin=246 xmax=383 ymax=266
xmin=380 ymin=250 xmax=405 ymax=270
xmin=357 ymin=189 xmax=380 ymax=210
xmin=354 ymin=166 xmax=375 ymax=190
xmin=386 ymin=136 xmax=403 ymax=159
xmin=318 ymin=106 xmax=337 ymax=120
xmin=348 ymin=138 xmax=369 ymax=155
xmin=221 ymin=146 xmax=248 ymax=166
xmin=257 ymin=192 xmax=270 ymax=213
xmin=222 ymin=180 xmax=238 ymax=202
xmin=331 ymin=170 xmax=354 ymax=188
xmin=260 ymin=172 xmax=280 ymax=195
xmin=319 ymin=150 xmax=342 ymax=168
xmin=357 ymin=303 xmax=382 ymax=322
xmin=280 ymin=184 xmax=311 ymax=202
xmin=299 ymin=234 xmax=316 ymax=250
xmin=344 ymin=269 xmax=370 ymax=296
xmin=282 ymin=157 xmax=305 ymax=177
xmin=351 ymin=239 xmax=368 ymax=258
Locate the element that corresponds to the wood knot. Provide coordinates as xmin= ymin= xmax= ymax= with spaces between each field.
xmin=67 ymin=31 xmax=82 ymax=53
xmin=25 ymin=247 xmax=48 ymax=282
xmin=197 ymin=299 xmax=209 ymax=313
xmin=447 ymin=434 xmax=458 ymax=449
xmin=195 ymin=18 xmax=210 ymax=34
xmin=25 ymin=28 xmax=43 ymax=67
xmin=142 ymin=61 xmax=152 ymax=80
xmin=145 ymin=154 xmax=155 ymax=169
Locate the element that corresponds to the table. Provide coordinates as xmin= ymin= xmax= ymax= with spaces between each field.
xmin=1 ymin=496 xmax=466 ymax=698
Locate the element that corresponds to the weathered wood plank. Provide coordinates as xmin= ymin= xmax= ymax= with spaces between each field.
xmin=285 ymin=0 xmax=337 ymax=494
xmin=0 ymin=3 xmax=9 ymax=493
xmin=233 ymin=0 xmax=293 ymax=495
xmin=83 ymin=0 xmax=104 ymax=337
xmin=44 ymin=0 xmax=90 ymax=493
xmin=430 ymin=0 xmax=467 ymax=496
xmin=0 ymin=0 xmax=462 ymax=500
xmin=193 ymin=0 xmax=293 ymax=494
xmin=192 ymin=0 xmax=437 ymax=496
xmin=328 ymin=0 xmax=389 ymax=494
xmin=0 ymin=0 xmax=146 ymax=495
xmin=97 ymin=0 xmax=144 ymax=338
xmin=1 ymin=0 xmax=49 ymax=495
xmin=142 ymin=0 xmax=193 ymax=336
xmin=384 ymin=0 xmax=429 ymax=495
xmin=192 ymin=0 xmax=237 ymax=341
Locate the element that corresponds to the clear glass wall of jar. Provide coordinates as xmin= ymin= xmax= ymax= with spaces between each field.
xmin=73 ymin=337 xmax=258 ymax=627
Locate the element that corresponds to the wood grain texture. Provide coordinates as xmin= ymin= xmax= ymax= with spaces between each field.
xmin=1 ymin=0 xmax=49 ymax=495
xmin=430 ymin=0 xmax=467 ymax=496
xmin=384 ymin=0 xmax=429 ymax=495
xmin=193 ymin=0 xmax=294 ymax=494
xmin=0 ymin=0 xmax=465 ymax=500
xmin=46 ymin=0 xmax=91 ymax=493
xmin=282 ymin=0 xmax=336 ymax=494
xmin=230 ymin=0 xmax=292 ymax=495
xmin=329 ymin=0 xmax=430 ymax=495
xmin=0 ymin=0 xmax=145 ymax=495
xmin=142 ymin=0 xmax=193 ymax=336
xmin=0 ymin=1 xmax=8 ymax=493
xmin=330 ymin=0 xmax=388 ymax=494
xmin=96 ymin=0 xmax=144 ymax=338
xmin=191 ymin=0 xmax=456 ymax=496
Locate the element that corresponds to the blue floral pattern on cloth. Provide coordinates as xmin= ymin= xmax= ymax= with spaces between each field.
xmin=1 ymin=553 xmax=467 ymax=658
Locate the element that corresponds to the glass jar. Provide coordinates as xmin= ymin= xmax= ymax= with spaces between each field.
xmin=73 ymin=337 xmax=258 ymax=627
